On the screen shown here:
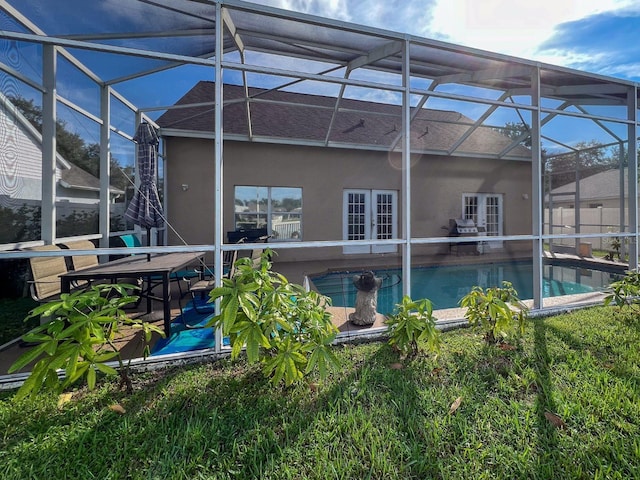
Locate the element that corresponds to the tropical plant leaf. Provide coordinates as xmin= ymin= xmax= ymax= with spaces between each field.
xmin=86 ymin=367 xmax=96 ymax=390
xmin=94 ymin=362 xmax=118 ymax=376
xmin=8 ymin=343 xmax=48 ymax=373
xmin=305 ymin=345 xmax=340 ymax=379
xmin=66 ymin=363 xmax=89 ymax=386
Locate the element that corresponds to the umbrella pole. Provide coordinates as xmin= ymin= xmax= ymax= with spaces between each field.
xmin=146 ymin=227 xmax=151 ymax=262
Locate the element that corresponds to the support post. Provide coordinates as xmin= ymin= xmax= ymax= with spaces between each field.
xmin=627 ymin=88 xmax=638 ymax=270
xmin=531 ymin=68 xmax=543 ymax=310
xmin=214 ymin=2 xmax=224 ymax=352
xmin=41 ymin=44 xmax=57 ymax=244
xmin=99 ymin=85 xmax=111 ymax=250
xmin=401 ymin=38 xmax=411 ymax=299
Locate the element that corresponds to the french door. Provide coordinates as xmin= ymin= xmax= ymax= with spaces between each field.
xmin=462 ymin=193 xmax=503 ymax=248
xmin=343 ymin=189 xmax=397 ymax=254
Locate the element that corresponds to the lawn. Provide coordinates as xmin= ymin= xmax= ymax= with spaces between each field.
xmin=1 ymin=306 xmax=639 ymax=479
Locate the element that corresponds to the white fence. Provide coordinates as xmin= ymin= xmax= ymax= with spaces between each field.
xmin=272 ymin=220 xmax=301 ymax=240
xmin=544 ymin=207 xmax=627 ymax=252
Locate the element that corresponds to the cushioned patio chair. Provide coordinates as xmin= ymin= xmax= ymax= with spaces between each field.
xmin=185 ymin=243 xmax=243 ymax=314
xmin=111 ymin=233 xmax=197 ymax=302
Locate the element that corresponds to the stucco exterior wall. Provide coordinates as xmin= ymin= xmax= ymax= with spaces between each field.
xmin=164 ymin=137 xmax=532 ymax=263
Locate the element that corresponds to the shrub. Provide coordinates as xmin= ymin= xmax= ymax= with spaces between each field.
xmin=9 ymin=283 xmax=163 ymax=399
xmin=459 ymin=281 xmax=528 ymax=344
xmin=208 ymin=249 xmax=339 ymax=386
xmin=384 ymin=296 xmax=440 ymax=359
xmin=604 ymin=270 xmax=640 ymax=313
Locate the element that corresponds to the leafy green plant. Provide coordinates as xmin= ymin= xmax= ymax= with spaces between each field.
xmin=459 ymin=281 xmax=528 ymax=344
xmin=604 ymin=270 xmax=640 ymax=313
xmin=384 ymin=295 xmax=440 ymax=359
xmin=9 ymin=283 xmax=163 ymax=399
xmin=604 ymin=236 xmax=625 ymax=261
xmin=208 ymin=248 xmax=339 ymax=386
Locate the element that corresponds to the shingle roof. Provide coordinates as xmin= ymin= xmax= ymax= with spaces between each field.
xmin=548 ymin=168 xmax=627 ymax=201
xmin=157 ymin=82 xmax=531 ymax=159
xmin=60 ymin=164 xmax=124 ymax=195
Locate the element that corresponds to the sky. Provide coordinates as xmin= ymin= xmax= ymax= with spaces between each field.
xmin=250 ymin=0 xmax=640 ymax=83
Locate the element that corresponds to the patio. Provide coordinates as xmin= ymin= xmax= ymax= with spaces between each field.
xmin=0 ymin=0 xmax=638 ymax=383
xmin=0 ymin=248 xmax=614 ymax=379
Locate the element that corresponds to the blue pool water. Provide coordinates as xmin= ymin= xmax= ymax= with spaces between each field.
xmin=310 ymin=261 xmax=619 ymax=315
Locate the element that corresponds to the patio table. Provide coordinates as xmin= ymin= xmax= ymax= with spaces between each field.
xmin=60 ymin=251 xmax=205 ymax=335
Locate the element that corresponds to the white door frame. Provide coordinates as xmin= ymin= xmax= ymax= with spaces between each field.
xmin=462 ymin=193 xmax=503 ymax=248
xmin=343 ymin=189 xmax=397 ymax=254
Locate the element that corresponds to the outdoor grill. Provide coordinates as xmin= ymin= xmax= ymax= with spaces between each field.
xmin=446 ymin=218 xmax=480 ymax=255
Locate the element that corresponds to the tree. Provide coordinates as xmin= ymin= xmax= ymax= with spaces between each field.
xmin=494 ymin=121 xmax=532 ymax=148
xmin=545 ymin=140 xmax=618 ymax=189
xmin=495 ymin=121 xmax=624 ymax=190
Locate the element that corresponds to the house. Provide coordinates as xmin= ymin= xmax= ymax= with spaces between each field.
xmin=546 ymin=167 xmax=628 ymax=209
xmin=545 ymin=167 xmax=628 ymax=251
xmin=0 ymin=92 xmax=124 ymax=242
xmin=157 ymin=82 xmax=533 ymax=264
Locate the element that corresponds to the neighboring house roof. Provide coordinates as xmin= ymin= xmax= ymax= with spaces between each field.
xmin=157 ymin=82 xmax=531 ymax=160
xmin=59 ymin=163 xmax=122 ymax=193
xmin=548 ymin=168 xmax=627 ymax=202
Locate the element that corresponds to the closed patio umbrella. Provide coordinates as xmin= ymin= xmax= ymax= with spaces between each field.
xmin=124 ymin=121 xmax=164 ymax=260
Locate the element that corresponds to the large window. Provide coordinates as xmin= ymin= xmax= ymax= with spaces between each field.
xmin=234 ymin=186 xmax=302 ymax=240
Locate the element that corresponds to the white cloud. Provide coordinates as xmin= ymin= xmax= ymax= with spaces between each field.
xmin=427 ymin=0 xmax=637 ymax=61
xmin=257 ymin=0 xmax=351 ymax=21
xmin=252 ymin=0 xmax=637 ymax=66
xmin=599 ymin=62 xmax=640 ymax=80
xmin=247 ymin=0 xmax=640 ymax=79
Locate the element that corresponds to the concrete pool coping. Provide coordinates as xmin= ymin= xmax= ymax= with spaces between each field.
xmin=328 ymin=289 xmax=608 ymax=342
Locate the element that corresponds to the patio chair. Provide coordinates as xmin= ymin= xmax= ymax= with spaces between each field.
xmin=61 ymin=239 xmax=99 ymax=272
xmin=61 ymin=239 xmax=144 ymax=307
xmin=110 ymin=233 xmax=196 ymax=301
xmin=249 ymin=235 xmax=271 ymax=267
xmin=27 ymin=244 xmax=70 ymax=304
xmin=184 ymin=242 xmax=244 ymax=314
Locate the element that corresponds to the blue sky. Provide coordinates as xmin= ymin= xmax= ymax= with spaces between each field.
xmin=6 ymin=0 xmax=640 ymax=162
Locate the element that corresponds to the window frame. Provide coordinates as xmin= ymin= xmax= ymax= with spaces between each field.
xmin=234 ymin=185 xmax=302 ymax=241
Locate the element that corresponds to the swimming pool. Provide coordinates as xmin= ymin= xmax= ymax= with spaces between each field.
xmin=309 ymin=261 xmax=619 ymax=315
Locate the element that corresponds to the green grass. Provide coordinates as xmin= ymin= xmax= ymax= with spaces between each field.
xmin=0 ymin=297 xmax=38 ymax=345
xmin=1 ymin=306 xmax=640 ymax=479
